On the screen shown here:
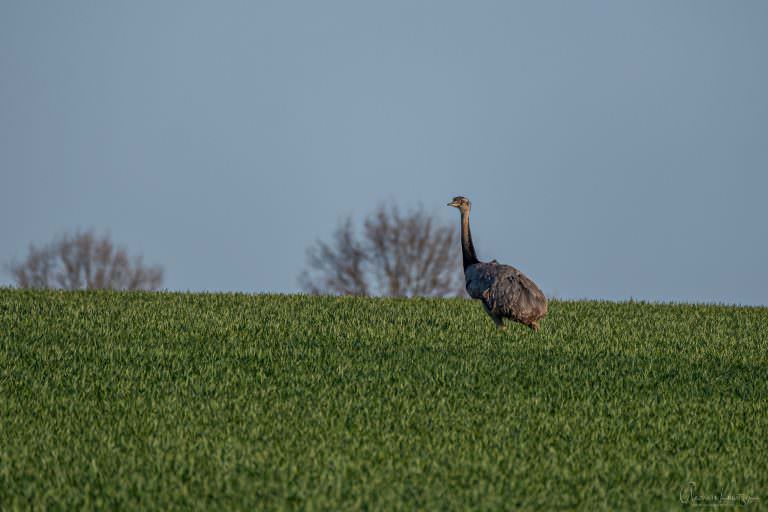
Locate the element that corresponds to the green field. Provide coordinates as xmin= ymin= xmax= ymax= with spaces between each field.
xmin=1 ymin=289 xmax=766 ymax=510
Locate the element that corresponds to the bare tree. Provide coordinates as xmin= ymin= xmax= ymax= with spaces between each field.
xmin=299 ymin=203 xmax=463 ymax=297
xmin=299 ymin=218 xmax=369 ymax=296
xmin=7 ymin=229 xmax=163 ymax=291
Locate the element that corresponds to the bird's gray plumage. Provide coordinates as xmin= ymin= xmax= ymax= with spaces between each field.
xmin=465 ymin=261 xmax=547 ymax=330
xmin=448 ymin=196 xmax=547 ymax=331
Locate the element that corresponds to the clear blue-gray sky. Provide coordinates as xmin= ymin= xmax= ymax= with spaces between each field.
xmin=2 ymin=1 xmax=767 ymax=304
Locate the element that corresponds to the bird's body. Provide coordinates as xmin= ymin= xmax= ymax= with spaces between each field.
xmin=448 ymin=196 xmax=547 ymax=331
xmin=464 ymin=260 xmax=547 ymax=330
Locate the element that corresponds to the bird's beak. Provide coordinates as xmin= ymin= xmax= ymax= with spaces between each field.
xmin=447 ymin=201 xmax=458 ymax=207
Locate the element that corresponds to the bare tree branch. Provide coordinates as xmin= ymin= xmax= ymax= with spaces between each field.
xmin=6 ymin=229 xmax=163 ymax=291
xmin=299 ymin=218 xmax=369 ymax=296
xmin=300 ymin=203 xmax=463 ymax=297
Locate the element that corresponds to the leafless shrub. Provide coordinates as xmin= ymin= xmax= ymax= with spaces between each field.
xmin=7 ymin=229 xmax=163 ymax=291
xmin=299 ymin=204 xmax=463 ymax=297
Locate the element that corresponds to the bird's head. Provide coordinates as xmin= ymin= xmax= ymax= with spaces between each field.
xmin=447 ymin=196 xmax=471 ymax=211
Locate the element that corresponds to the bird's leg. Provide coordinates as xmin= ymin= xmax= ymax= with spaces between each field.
xmin=482 ymin=302 xmax=506 ymax=330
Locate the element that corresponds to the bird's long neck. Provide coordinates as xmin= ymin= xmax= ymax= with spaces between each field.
xmin=460 ymin=208 xmax=480 ymax=270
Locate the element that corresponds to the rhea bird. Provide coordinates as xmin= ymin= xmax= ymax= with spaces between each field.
xmin=448 ymin=196 xmax=548 ymax=331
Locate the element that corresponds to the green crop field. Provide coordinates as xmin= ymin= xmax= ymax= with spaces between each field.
xmin=1 ymin=289 xmax=766 ymax=510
